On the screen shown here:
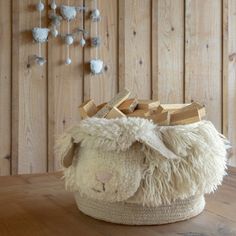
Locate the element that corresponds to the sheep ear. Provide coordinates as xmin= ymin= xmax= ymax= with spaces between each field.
xmin=62 ymin=142 xmax=80 ymax=168
xmin=139 ymin=132 xmax=179 ymax=160
xmin=55 ymin=132 xmax=80 ymax=168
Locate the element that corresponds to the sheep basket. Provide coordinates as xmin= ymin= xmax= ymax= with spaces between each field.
xmin=56 ymin=117 xmax=227 ymax=225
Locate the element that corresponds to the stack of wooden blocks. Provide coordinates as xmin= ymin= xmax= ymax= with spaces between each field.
xmin=79 ymin=89 xmax=206 ymax=126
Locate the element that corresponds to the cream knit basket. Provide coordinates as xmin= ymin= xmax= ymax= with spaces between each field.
xmin=75 ymin=193 xmax=205 ymax=225
xmin=56 ymin=117 xmax=227 ymax=225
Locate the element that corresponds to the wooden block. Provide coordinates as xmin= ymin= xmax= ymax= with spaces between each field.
xmin=170 ymin=108 xmax=203 ymax=125
xmin=108 ymin=88 xmax=131 ymax=107
xmin=172 ymin=102 xmax=204 ymax=114
xmin=127 ymin=109 xmax=151 ymax=118
xmin=149 ymin=111 xmax=170 ymax=125
xmin=161 ymin=103 xmax=191 ymax=113
xmin=105 ymin=107 xmax=126 ymax=119
xmin=146 ymin=106 xmax=164 ymax=116
xmin=94 ymin=89 xmax=131 ymax=118
xmin=79 ymin=99 xmax=97 ymax=119
xmin=94 ymin=104 xmax=111 ymax=118
xmin=137 ymin=100 xmax=160 ymax=110
xmin=198 ymin=107 xmax=206 ymax=118
xmin=118 ymin=98 xmax=138 ymax=114
xmin=169 ymin=102 xmax=206 ymax=125
xmin=97 ymin=102 xmax=107 ymax=111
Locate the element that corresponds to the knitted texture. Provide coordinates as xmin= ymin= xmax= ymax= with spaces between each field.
xmin=75 ymin=193 xmax=205 ymax=225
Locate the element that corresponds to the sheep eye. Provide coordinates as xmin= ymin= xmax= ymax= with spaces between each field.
xmin=143 ymin=156 xmax=147 ymax=164
xmin=91 ymin=187 xmax=101 ymax=193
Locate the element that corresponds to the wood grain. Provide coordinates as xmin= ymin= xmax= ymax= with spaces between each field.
xmin=152 ymin=0 xmax=184 ymax=103
xmin=0 ymin=0 xmax=11 ymax=175
xmin=12 ymin=0 xmax=48 ymax=174
xmin=226 ymin=0 xmax=236 ymax=166
xmin=119 ymin=0 xmax=152 ymax=99
xmin=84 ymin=0 xmax=118 ymax=104
xmin=0 ymin=167 xmax=235 ymax=236
xmin=48 ymin=0 xmax=84 ymax=171
xmin=185 ymin=0 xmax=222 ymax=131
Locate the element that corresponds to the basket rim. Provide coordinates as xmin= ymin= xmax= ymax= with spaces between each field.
xmin=74 ymin=193 xmax=205 ymax=225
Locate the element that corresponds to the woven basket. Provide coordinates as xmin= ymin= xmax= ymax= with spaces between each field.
xmin=75 ymin=193 xmax=205 ymax=225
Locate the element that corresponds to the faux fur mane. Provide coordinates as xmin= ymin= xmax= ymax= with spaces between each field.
xmin=55 ymin=117 xmax=227 ymax=207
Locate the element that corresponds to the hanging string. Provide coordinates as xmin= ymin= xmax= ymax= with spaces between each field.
xmin=53 ymin=0 xmax=59 ymax=36
xmin=53 ymin=0 xmax=56 ymax=14
xmin=67 ymin=19 xmax=70 ymax=59
xmin=67 ymin=0 xmax=70 ymax=60
xmin=38 ymin=0 xmax=42 ymax=57
xmin=95 ymin=0 xmax=98 ymax=59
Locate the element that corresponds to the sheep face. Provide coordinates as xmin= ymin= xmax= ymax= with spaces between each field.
xmin=74 ymin=143 xmax=145 ymax=202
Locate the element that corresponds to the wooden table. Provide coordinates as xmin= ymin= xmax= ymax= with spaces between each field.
xmin=0 ymin=167 xmax=236 ymax=236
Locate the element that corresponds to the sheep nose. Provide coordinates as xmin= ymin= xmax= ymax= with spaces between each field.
xmin=96 ymin=171 xmax=113 ymax=183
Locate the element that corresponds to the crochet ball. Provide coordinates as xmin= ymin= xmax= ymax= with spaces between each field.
xmin=65 ymin=58 xmax=72 ymax=65
xmin=36 ymin=2 xmax=44 ymax=12
xmin=92 ymin=9 xmax=100 ymax=18
xmin=51 ymin=28 xmax=58 ymax=37
xmin=50 ymin=2 xmax=57 ymax=10
xmin=80 ymin=38 xmax=86 ymax=47
xmin=36 ymin=57 xmax=46 ymax=66
xmin=65 ymin=35 xmax=74 ymax=45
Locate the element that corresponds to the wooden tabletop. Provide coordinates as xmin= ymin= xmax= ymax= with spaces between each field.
xmin=0 ymin=167 xmax=236 ymax=236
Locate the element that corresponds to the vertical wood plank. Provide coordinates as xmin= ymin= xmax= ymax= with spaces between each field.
xmin=12 ymin=0 xmax=47 ymax=174
xmin=152 ymin=0 xmax=184 ymax=103
xmin=0 ymin=0 xmax=11 ymax=175
xmin=223 ymin=0 xmax=228 ymax=137
xmin=48 ymin=0 xmax=84 ymax=171
xmin=226 ymin=0 xmax=236 ymax=166
xmin=185 ymin=0 xmax=222 ymax=131
xmin=12 ymin=0 xmax=20 ymax=175
xmin=119 ymin=0 xmax=152 ymax=99
xmin=84 ymin=0 xmax=118 ymax=104
xmin=222 ymin=0 xmax=228 ymax=167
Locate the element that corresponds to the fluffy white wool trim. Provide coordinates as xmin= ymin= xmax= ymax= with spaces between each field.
xmin=132 ymin=121 xmax=227 ymax=206
xmin=55 ymin=118 xmax=227 ymax=206
xmin=56 ymin=117 xmax=178 ymax=158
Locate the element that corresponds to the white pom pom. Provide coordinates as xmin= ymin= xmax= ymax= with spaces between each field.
xmin=90 ymin=59 xmax=103 ymax=74
xmin=38 ymin=60 xmax=45 ymax=66
xmin=50 ymin=28 xmax=58 ymax=37
xmin=65 ymin=58 xmax=72 ymax=65
xmin=92 ymin=9 xmax=100 ymax=18
xmin=91 ymin=9 xmax=101 ymax=21
xmin=80 ymin=38 xmax=86 ymax=47
xmin=65 ymin=35 xmax=74 ymax=45
xmin=50 ymin=2 xmax=57 ymax=10
xmin=35 ymin=56 xmax=46 ymax=66
xmin=36 ymin=2 xmax=44 ymax=12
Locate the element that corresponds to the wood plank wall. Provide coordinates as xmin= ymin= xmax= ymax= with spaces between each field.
xmin=0 ymin=0 xmax=11 ymax=175
xmin=0 ymin=0 xmax=236 ymax=175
